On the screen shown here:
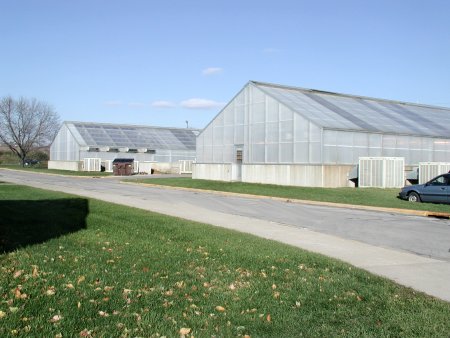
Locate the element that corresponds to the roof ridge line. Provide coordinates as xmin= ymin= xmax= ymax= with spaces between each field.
xmin=250 ymin=80 xmax=450 ymax=110
xmin=64 ymin=121 xmax=201 ymax=131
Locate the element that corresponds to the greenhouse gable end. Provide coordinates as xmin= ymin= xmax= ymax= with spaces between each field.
xmin=193 ymin=81 xmax=450 ymax=187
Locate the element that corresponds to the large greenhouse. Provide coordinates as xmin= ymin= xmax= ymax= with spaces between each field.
xmin=193 ymin=81 xmax=450 ymax=187
xmin=50 ymin=121 xmax=199 ymax=173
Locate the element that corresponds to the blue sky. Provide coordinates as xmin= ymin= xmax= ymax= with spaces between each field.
xmin=1 ymin=1 xmax=449 ymax=129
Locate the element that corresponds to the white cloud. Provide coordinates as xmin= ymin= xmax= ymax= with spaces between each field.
xmin=104 ymin=100 xmax=123 ymax=106
xmin=151 ymin=100 xmax=176 ymax=108
xmin=180 ymin=98 xmax=225 ymax=109
xmin=202 ymin=67 xmax=223 ymax=76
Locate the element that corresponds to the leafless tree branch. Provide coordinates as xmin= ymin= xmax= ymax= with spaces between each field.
xmin=0 ymin=96 xmax=60 ymax=166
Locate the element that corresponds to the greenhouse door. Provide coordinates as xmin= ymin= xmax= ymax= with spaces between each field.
xmin=235 ymin=146 xmax=243 ymax=181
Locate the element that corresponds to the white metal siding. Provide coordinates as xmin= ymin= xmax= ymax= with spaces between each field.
xmin=103 ymin=160 xmax=113 ymax=172
xmin=419 ymin=162 xmax=450 ymax=183
xmin=359 ymin=157 xmax=404 ymax=188
xmin=83 ymin=158 xmax=101 ymax=172
xmin=139 ymin=162 xmax=153 ymax=174
xmin=179 ymin=160 xmax=194 ymax=174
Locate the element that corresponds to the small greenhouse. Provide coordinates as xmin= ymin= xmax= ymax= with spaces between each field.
xmin=194 ymin=81 xmax=450 ymax=187
xmin=50 ymin=121 xmax=199 ymax=173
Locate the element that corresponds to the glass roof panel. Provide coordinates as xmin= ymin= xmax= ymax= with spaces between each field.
xmin=254 ymin=82 xmax=450 ymax=138
xmin=68 ymin=122 xmax=199 ymax=150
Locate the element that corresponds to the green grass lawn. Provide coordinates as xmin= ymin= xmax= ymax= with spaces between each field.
xmin=0 ymin=165 xmax=112 ymax=177
xmin=1 ymin=184 xmax=449 ymax=337
xmin=132 ymin=177 xmax=450 ymax=213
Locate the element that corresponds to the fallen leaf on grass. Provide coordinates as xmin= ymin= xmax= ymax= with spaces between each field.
xmin=66 ymin=283 xmax=74 ymax=289
xmin=99 ymin=311 xmax=109 ymax=317
xmin=14 ymin=288 xmax=27 ymax=299
xmin=215 ymin=305 xmax=225 ymax=312
xmin=32 ymin=266 xmax=39 ymax=278
xmin=266 ymin=314 xmax=271 ymax=322
xmin=77 ymin=276 xmax=85 ymax=284
xmin=46 ymin=287 xmax=56 ymax=296
xmin=0 ymin=310 xmax=6 ymax=318
xmin=13 ymin=270 xmax=23 ymax=279
xmin=50 ymin=315 xmax=62 ymax=323
xmin=79 ymin=329 xmax=92 ymax=337
xmin=243 ymin=308 xmax=257 ymax=313
xmin=179 ymin=327 xmax=191 ymax=335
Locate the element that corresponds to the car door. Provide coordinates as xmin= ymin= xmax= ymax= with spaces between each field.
xmin=445 ymin=174 xmax=450 ymax=204
xmin=420 ymin=175 xmax=448 ymax=203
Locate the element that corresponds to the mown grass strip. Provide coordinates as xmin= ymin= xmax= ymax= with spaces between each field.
xmin=1 ymin=184 xmax=449 ymax=337
xmin=132 ymin=177 xmax=450 ymax=213
xmin=0 ymin=165 xmax=112 ymax=177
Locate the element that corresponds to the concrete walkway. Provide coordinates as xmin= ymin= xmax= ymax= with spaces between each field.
xmin=1 ymin=169 xmax=449 ymax=302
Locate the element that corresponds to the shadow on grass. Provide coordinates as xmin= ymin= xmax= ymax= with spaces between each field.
xmin=0 ymin=198 xmax=89 ymax=253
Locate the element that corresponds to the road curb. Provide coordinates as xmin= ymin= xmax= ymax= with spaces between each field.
xmin=121 ymin=181 xmax=450 ymax=219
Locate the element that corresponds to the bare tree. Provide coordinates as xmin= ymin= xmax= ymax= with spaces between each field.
xmin=0 ymin=96 xmax=60 ymax=166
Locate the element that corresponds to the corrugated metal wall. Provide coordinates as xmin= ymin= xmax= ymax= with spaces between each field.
xmin=419 ymin=162 xmax=450 ymax=183
xmin=358 ymin=157 xmax=404 ymax=188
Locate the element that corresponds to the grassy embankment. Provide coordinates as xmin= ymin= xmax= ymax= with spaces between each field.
xmin=1 ymin=183 xmax=449 ymax=337
xmin=0 ymin=165 xmax=112 ymax=177
xmin=133 ymin=177 xmax=450 ymax=213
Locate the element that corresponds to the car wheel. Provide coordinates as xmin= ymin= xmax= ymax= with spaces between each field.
xmin=408 ymin=192 xmax=421 ymax=203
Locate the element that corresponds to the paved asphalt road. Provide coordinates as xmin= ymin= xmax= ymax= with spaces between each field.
xmin=1 ymin=169 xmax=449 ymax=262
xmin=1 ymin=169 xmax=450 ymax=301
